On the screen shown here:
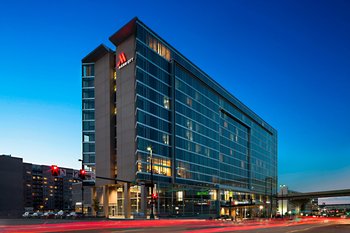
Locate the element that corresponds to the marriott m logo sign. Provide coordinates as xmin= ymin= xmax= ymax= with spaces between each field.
xmin=117 ymin=52 xmax=134 ymax=69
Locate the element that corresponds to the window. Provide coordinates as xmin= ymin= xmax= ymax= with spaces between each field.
xmin=83 ymin=121 xmax=95 ymax=131
xmin=82 ymin=79 xmax=94 ymax=88
xmin=163 ymin=96 xmax=170 ymax=109
xmin=83 ymin=100 xmax=94 ymax=109
xmin=187 ymin=120 xmax=193 ymax=130
xmin=177 ymin=191 xmax=183 ymax=201
xmin=148 ymin=36 xmax=171 ymax=61
xmin=83 ymin=112 xmax=95 ymax=120
xmin=83 ymin=89 xmax=94 ymax=98
xmin=82 ymin=64 xmax=94 ymax=76
xmin=162 ymin=134 xmax=169 ymax=145
xmin=186 ymin=97 xmax=192 ymax=107
xmin=83 ymin=133 xmax=95 ymax=142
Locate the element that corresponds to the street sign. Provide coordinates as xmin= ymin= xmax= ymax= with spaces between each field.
xmin=59 ymin=168 xmax=66 ymax=177
xmin=73 ymin=170 xmax=79 ymax=178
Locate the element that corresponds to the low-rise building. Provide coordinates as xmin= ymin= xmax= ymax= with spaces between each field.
xmin=0 ymin=155 xmax=79 ymax=217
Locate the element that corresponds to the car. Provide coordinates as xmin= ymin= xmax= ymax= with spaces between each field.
xmin=43 ymin=212 xmax=55 ymax=219
xmin=55 ymin=210 xmax=65 ymax=218
xmin=22 ymin=212 xmax=33 ymax=218
xmin=67 ymin=211 xmax=83 ymax=219
xmin=32 ymin=212 xmax=43 ymax=218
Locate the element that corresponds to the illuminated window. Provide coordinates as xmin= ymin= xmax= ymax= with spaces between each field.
xmin=230 ymin=133 xmax=234 ymax=141
xmin=177 ymin=191 xmax=183 ymax=201
xmin=186 ymin=97 xmax=192 ymax=107
xmin=147 ymin=157 xmax=171 ymax=177
xmin=163 ymin=96 xmax=170 ymax=109
xmin=113 ymin=71 xmax=117 ymax=80
xmin=195 ymin=144 xmax=201 ymax=153
xmin=114 ymin=85 xmax=116 ymax=92
xmin=186 ymin=131 xmax=193 ymax=141
xmin=162 ymin=134 xmax=169 ymax=145
xmin=114 ymin=107 xmax=117 ymax=115
xmin=187 ymin=120 xmax=192 ymax=130
xmin=148 ymin=36 xmax=171 ymax=61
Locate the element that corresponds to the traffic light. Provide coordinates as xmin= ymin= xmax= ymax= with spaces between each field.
xmin=79 ymin=169 xmax=86 ymax=180
xmin=51 ymin=165 xmax=60 ymax=176
xmin=151 ymin=193 xmax=158 ymax=200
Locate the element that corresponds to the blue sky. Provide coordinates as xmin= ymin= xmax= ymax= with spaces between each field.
xmin=1 ymin=0 xmax=349 ymax=199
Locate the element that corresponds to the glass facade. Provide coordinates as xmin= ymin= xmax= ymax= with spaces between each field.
xmin=134 ymin=20 xmax=277 ymax=216
xmin=82 ymin=63 xmax=95 ymax=165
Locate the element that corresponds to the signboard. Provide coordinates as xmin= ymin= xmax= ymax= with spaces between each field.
xmin=73 ymin=170 xmax=79 ymax=179
xmin=196 ymin=191 xmax=209 ymax=196
xmin=59 ymin=168 xmax=66 ymax=177
xmin=83 ymin=171 xmax=95 ymax=186
xmin=117 ymin=52 xmax=134 ymax=69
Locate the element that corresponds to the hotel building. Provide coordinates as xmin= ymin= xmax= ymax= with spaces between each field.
xmin=82 ymin=18 xmax=277 ymax=218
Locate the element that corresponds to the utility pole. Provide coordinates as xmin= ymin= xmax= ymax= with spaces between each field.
xmin=78 ymin=159 xmax=84 ymax=217
xmin=147 ymin=146 xmax=155 ymax=219
xmin=280 ymin=184 xmax=286 ymax=219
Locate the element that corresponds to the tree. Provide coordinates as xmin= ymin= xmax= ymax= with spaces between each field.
xmin=93 ymin=198 xmax=100 ymax=217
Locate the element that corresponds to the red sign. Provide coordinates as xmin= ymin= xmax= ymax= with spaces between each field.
xmin=117 ymin=52 xmax=134 ymax=69
xmin=117 ymin=53 xmax=127 ymax=67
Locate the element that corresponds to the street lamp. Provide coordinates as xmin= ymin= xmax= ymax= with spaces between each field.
xmin=259 ymin=205 xmax=264 ymax=218
xmin=147 ymin=146 xmax=155 ymax=220
xmin=280 ymin=184 xmax=286 ymax=219
xmin=78 ymin=159 xmax=84 ymax=217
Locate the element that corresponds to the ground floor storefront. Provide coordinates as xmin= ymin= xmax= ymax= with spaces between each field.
xmin=88 ymin=182 xmax=276 ymax=219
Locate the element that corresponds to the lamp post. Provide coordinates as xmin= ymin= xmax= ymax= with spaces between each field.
xmin=78 ymin=159 xmax=84 ymax=217
xmin=147 ymin=146 xmax=155 ymax=220
xmin=280 ymin=184 xmax=286 ymax=219
xmin=259 ymin=205 xmax=264 ymax=218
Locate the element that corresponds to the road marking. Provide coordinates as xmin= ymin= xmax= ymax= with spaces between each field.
xmin=286 ymin=223 xmax=333 ymax=233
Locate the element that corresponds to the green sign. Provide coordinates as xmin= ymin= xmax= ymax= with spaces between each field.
xmin=196 ymin=191 xmax=209 ymax=196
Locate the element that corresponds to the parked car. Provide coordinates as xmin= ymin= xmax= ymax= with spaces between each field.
xmin=32 ymin=212 xmax=43 ymax=218
xmin=55 ymin=210 xmax=66 ymax=219
xmin=43 ymin=212 xmax=55 ymax=219
xmin=22 ymin=212 xmax=33 ymax=218
xmin=67 ymin=212 xmax=82 ymax=219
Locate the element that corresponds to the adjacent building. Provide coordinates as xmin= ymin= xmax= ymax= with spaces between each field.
xmin=82 ymin=17 xmax=278 ymax=219
xmin=0 ymin=155 xmax=79 ymax=217
xmin=23 ymin=163 xmax=79 ymax=212
xmin=0 ymin=155 xmax=23 ymax=217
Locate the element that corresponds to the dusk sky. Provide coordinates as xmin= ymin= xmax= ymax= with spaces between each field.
xmin=1 ymin=0 xmax=349 ymax=200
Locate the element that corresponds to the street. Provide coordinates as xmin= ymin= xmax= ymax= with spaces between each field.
xmin=1 ymin=218 xmax=349 ymax=233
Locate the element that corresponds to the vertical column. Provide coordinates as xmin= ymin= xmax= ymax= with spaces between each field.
xmin=103 ymin=185 xmax=109 ymax=218
xmin=140 ymin=182 xmax=147 ymax=218
xmin=123 ymin=183 xmax=131 ymax=218
xmin=216 ymin=189 xmax=221 ymax=217
xmin=170 ymin=60 xmax=176 ymax=184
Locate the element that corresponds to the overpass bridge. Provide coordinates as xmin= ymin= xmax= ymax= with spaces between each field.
xmin=276 ymin=189 xmax=350 ymax=200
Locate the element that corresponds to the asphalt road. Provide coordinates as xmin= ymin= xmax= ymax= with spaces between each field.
xmin=1 ymin=218 xmax=350 ymax=233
